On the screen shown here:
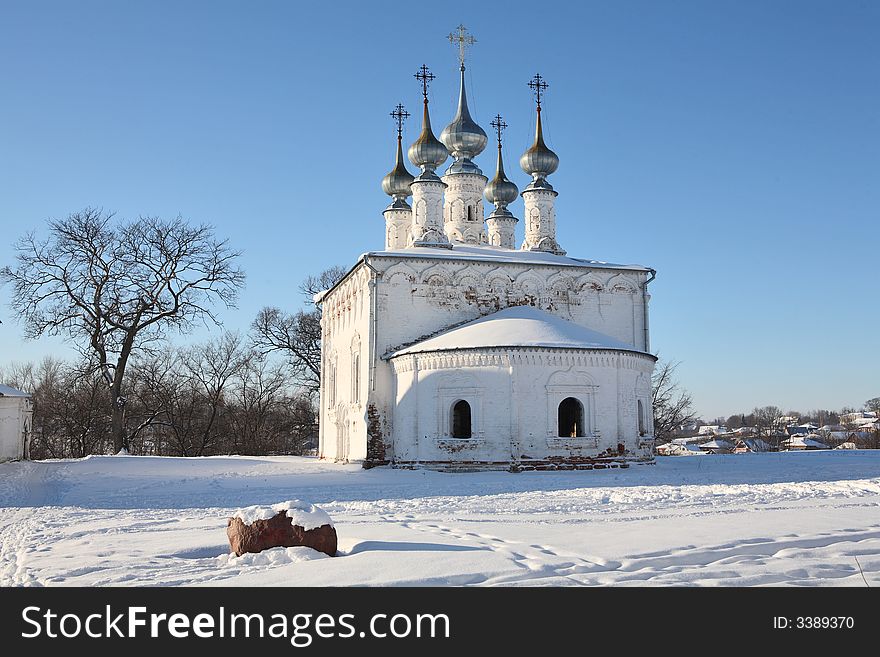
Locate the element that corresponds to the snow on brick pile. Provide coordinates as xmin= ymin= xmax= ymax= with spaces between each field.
xmin=232 ymin=500 xmax=334 ymax=530
xmin=217 ymin=546 xmax=329 ymax=568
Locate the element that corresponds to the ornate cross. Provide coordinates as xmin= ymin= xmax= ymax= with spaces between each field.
xmin=490 ymin=114 xmax=507 ymax=147
xmin=391 ymin=103 xmax=410 ymax=138
xmin=414 ymin=64 xmax=436 ymax=101
xmin=448 ymin=24 xmax=476 ymax=68
xmin=528 ymin=73 xmax=549 ymax=109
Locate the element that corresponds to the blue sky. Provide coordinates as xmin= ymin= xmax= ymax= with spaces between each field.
xmin=1 ymin=0 xmax=877 ymax=419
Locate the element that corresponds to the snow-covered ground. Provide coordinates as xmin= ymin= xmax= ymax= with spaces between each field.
xmin=1 ymin=451 xmax=878 ymax=586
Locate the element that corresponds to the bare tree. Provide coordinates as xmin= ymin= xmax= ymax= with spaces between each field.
xmin=299 ymin=265 xmax=348 ymax=302
xmin=652 ymin=359 xmax=696 ymax=442
xmin=1 ymin=358 xmax=111 ymax=459
xmin=226 ymin=354 xmax=295 ymax=455
xmin=840 ymin=406 xmax=860 ymax=431
xmin=179 ymin=332 xmax=247 ymax=455
xmin=1 ymin=208 xmax=245 ymax=452
xmin=251 ymin=265 xmax=345 ymax=396
xmin=753 ymin=405 xmax=784 ymax=449
xmin=865 ymin=397 xmax=880 ymax=416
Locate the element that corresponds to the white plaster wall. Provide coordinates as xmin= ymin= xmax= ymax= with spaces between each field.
xmin=320 ymin=252 xmax=653 ymax=467
xmin=383 ymin=207 xmax=412 ymax=249
xmin=371 ymin=255 xmax=650 ymax=356
xmin=0 ymin=397 xmax=32 ymax=461
xmin=486 ymin=215 xmax=517 ymax=249
xmin=389 ymin=348 xmax=654 ymax=465
xmin=318 ymin=266 xmax=373 ymax=462
xmin=441 ymin=172 xmax=487 ymax=244
xmin=410 ymin=179 xmax=448 ymax=246
xmin=521 ymin=188 xmax=561 ymax=253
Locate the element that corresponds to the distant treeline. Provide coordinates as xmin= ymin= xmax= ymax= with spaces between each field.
xmin=1 ymin=333 xmax=317 ymax=459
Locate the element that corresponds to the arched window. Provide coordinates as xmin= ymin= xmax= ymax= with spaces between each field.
xmin=467 ymin=205 xmax=473 ymax=222
xmin=351 ymin=353 xmax=360 ymax=404
xmin=558 ymin=397 xmax=585 ymax=437
xmin=328 ymin=361 xmax=336 ymax=406
xmin=451 ymin=400 xmax=472 ymax=439
xmin=638 ymin=400 xmax=645 ymax=435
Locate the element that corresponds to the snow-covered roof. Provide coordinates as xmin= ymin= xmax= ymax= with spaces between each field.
xmin=735 ymin=438 xmax=771 ymax=452
xmin=0 ymin=384 xmax=30 ymax=398
xmin=367 ymin=245 xmax=652 ymax=272
xmin=386 ymin=306 xmax=649 ymax=359
xmin=784 ymin=435 xmax=828 ymax=449
xmin=699 ymin=439 xmax=734 ymax=450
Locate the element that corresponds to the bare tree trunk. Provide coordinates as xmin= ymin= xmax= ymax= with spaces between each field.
xmin=110 ymin=350 xmax=131 ymax=453
xmin=111 ymin=385 xmax=126 ymax=453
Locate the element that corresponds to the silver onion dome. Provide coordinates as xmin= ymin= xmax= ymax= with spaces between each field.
xmin=440 ymin=66 xmax=488 ymax=174
xmin=382 ymin=135 xmax=414 ymax=206
xmin=408 ymin=101 xmax=448 ymax=178
xmin=520 ymin=107 xmax=559 ymax=189
xmin=484 ymin=142 xmax=518 ymax=209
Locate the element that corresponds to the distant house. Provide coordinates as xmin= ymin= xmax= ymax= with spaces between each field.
xmin=835 ymin=442 xmax=857 ymax=450
xmin=839 ymin=412 xmax=879 ymax=436
xmin=786 ymin=423 xmax=818 ymax=436
xmin=0 ymin=385 xmax=33 ymax=461
xmin=733 ymin=438 xmax=771 ymax=453
xmin=853 ymin=417 xmax=880 ymax=431
xmin=841 ymin=411 xmax=878 ymax=426
xmin=656 ymin=441 xmax=703 ymax=456
xmin=698 ymin=439 xmax=735 ymax=454
xmin=782 ymin=434 xmax=828 ymax=450
xmin=698 ymin=425 xmax=729 ymax=436
xmin=733 ymin=427 xmax=757 ymax=436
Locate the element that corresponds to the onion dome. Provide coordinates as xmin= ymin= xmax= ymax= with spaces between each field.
xmin=520 ymin=106 xmax=559 ymax=190
xmin=440 ymin=65 xmax=488 ymax=174
xmin=484 ymin=115 xmax=518 ymax=210
xmin=382 ymin=133 xmax=414 ymax=208
xmin=408 ymin=99 xmax=448 ymax=179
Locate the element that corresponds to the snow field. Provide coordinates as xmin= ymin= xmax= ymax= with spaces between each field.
xmin=0 ymin=451 xmax=878 ymax=586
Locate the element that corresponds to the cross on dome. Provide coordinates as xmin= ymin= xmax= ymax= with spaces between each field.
xmin=447 ymin=24 xmax=476 ymax=69
xmin=528 ymin=73 xmax=549 ymax=109
xmin=414 ymin=65 xmax=436 ymax=102
xmin=490 ymin=114 xmax=507 ymax=147
xmin=391 ymin=104 xmax=410 ymax=138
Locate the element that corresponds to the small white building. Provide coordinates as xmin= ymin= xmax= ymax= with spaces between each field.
xmin=316 ymin=33 xmax=657 ymax=471
xmin=0 ymin=384 xmax=33 ymax=461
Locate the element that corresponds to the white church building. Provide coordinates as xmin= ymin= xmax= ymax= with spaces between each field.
xmin=317 ymin=27 xmax=657 ymax=471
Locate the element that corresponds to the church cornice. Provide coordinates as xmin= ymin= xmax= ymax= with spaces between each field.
xmin=365 ymin=250 xmax=652 ymax=275
xmin=388 ymin=347 xmax=657 ymax=373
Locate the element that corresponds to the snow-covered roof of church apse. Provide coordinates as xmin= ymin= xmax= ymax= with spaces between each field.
xmin=386 ymin=306 xmax=654 ymax=359
xmin=0 ymin=384 xmax=31 ymax=397
xmin=370 ymin=244 xmax=652 ymax=272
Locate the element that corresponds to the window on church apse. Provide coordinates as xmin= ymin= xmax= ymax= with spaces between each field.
xmin=451 ymin=400 xmax=472 ymax=439
xmin=558 ymin=397 xmax=585 ymax=438
xmin=638 ymin=400 xmax=645 ymax=435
